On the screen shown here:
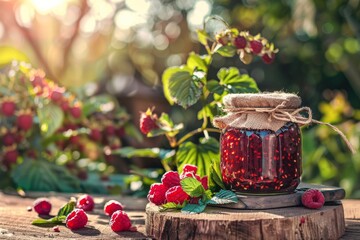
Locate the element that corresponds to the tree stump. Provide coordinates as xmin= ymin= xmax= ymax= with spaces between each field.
xmin=146 ymin=203 xmax=345 ymax=240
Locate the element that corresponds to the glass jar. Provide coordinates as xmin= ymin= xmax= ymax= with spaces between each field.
xmin=220 ymin=122 xmax=302 ymax=194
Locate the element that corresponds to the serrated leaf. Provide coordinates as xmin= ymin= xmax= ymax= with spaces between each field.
xmin=180 ymin=177 xmax=205 ymax=197
xmin=176 ymin=137 xmax=220 ymax=177
xmin=162 ymin=67 xmax=183 ymax=105
xmin=217 ymin=67 xmax=259 ymax=94
xmin=196 ymin=29 xmax=209 ymax=46
xmin=215 ymin=46 xmax=237 ymax=57
xmin=57 ymin=198 xmax=76 ymax=217
xmin=82 ymin=94 xmax=117 ymax=116
xmin=181 ymin=203 xmax=206 ymax=214
xmin=206 ymin=80 xmax=224 ymax=95
xmin=37 ymin=103 xmax=64 ymax=138
xmin=31 ymin=216 xmax=65 ymax=226
xmin=160 ymin=202 xmax=185 ymax=211
xmin=150 ymin=113 xmax=183 ymax=137
xmin=209 ymin=158 xmax=225 ymax=192
xmin=186 ymin=52 xmax=208 ymax=72
xmin=168 ymin=70 xmax=203 ymax=109
xmin=207 ymin=190 xmax=238 ymax=205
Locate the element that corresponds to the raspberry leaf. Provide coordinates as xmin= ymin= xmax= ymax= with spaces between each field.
xmin=207 ymin=190 xmax=238 ymax=205
xmin=31 ymin=216 xmax=66 ymax=226
xmin=196 ymin=29 xmax=209 ymax=46
xmin=181 ymin=203 xmax=207 ymax=214
xmin=57 ymin=197 xmax=76 ymax=217
xmin=209 ymin=158 xmax=225 ymax=192
xmin=186 ymin=52 xmax=208 ymax=72
xmin=215 ymin=45 xmax=237 ymax=57
xmin=37 ymin=103 xmax=64 ymax=138
xmin=180 ymin=177 xmax=205 ymax=197
xmin=160 ymin=202 xmax=186 ymax=212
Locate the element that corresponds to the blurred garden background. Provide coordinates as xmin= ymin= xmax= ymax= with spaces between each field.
xmin=0 ymin=0 xmax=359 ymax=197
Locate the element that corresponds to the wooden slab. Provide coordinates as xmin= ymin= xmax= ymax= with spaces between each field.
xmin=146 ymin=203 xmax=345 ymax=240
xmin=221 ymin=182 xmax=345 ymax=209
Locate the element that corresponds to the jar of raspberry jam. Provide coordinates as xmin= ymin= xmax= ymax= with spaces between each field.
xmin=214 ymin=93 xmax=303 ymax=194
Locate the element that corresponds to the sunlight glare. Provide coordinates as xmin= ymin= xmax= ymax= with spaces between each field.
xmin=30 ymin=0 xmax=65 ymax=14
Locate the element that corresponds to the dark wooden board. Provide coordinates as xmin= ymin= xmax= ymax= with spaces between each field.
xmin=219 ymin=182 xmax=345 ymax=209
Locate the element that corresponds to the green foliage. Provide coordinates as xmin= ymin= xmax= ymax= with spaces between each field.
xmin=181 ymin=203 xmax=207 ymax=214
xmin=180 ymin=177 xmax=205 ymax=197
xmin=147 ymin=113 xmax=184 ymax=137
xmin=37 ymin=103 xmax=64 ymax=138
xmin=209 ymin=158 xmax=225 ymax=192
xmin=207 ymin=189 xmax=238 ymax=205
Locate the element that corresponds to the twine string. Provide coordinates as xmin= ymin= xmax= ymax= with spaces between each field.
xmin=223 ymin=102 xmax=355 ymax=154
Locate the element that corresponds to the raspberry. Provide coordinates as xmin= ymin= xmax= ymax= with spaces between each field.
xmin=33 ymin=198 xmax=52 ymax=215
xmin=3 ymin=150 xmax=18 ymax=166
xmin=3 ymin=132 xmax=16 ymax=146
xmin=104 ymin=125 xmax=116 ymax=136
xmin=110 ymin=210 xmax=135 ymax=232
xmin=70 ymin=106 xmax=82 ymax=118
xmin=182 ymin=164 xmax=198 ymax=174
xmin=104 ymin=200 xmax=124 ymax=216
xmin=17 ymin=113 xmax=33 ymax=131
xmin=50 ymin=89 xmax=63 ymax=102
xmin=200 ymin=176 xmax=208 ymax=190
xmin=66 ymin=209 xmax=88 ymax=230
xmin=1 ymin=100 xmax=16 ymax=116
xmin=180 ymin=172 xmax=201 ymax=181
xmin=301 ymin=189 xmax=325 ymax=209
xmin=76 ymin=194 xmax=95 ymax=212
xmin=89 ymin=128 xmax=102 ymax=141
xmin=165 ymin=186 xmax=190 ymax=205
xmin=250 ymin=40 xmax=263 ymax=54
xmin=234 ymin=36 xmax=247 ymax=49
xmin=147 ymin=183 xmax=167 ymax=205
xmin=30 ymin=74 xmax=45 ymax=88
xmin=161 ymin=171 xmax=180 ymax=188
xmin=53 ymin=226 xmax=60 ymax=232
xmin=262 ymin=52 xmax=275 ymax=64
xmin=139 ymin=111 xmax=158 ymax=134
xmin=60 ymin=101 xmax=69 ymax=111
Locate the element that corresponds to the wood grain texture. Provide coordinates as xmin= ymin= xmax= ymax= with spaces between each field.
xmin=221 ymin=182 xmax=345 ymax=210
xmin=146 ymin=203 xmax=345 ymax=240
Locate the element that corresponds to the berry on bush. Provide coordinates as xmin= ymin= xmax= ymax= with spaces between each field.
xmin=262 ymin=52 xmax=275 ymax=64
xmin=182 ymin=164 xmax=198 ymax=174
xmin=66 ymin=209 xmax=88 ymax=230
xmin=1 ymin=100 xmax=16 ymax=116
xmin=250 ymin=40 xmax=263 ymax=54
xmin=76 ymin=194 xmax=95 ymax=212
xmin=147 ymin=183 xmax=167 ymax=205
xmin=110 ymin=210 xmax=136 ymax=232
xmin=50 ymin=88 xmax=64 ymax=102
xmin=33 ymin=198 xmax=52 ymax=215
xmin=104 ymin=200 xmax=124 ymax=216
xmin=165 ymin=186 xmax=190 ymax=205
xmin=139 ymin=109 xmax=158 ymax=134
xmin=2 ymin=132 xmax=16 ymax=146
xmin=70 ymin=106 xmax=82 ymax=119
xmin=161 ymin=171 xmax=180 ymax=188
xmin=89 ymin=128 xmax=102 ymax=141
xmin=234 ymin=36 xmax=247 ymax=49
xmin=17 ymin=112 xmax=33 ymax=131
xmin=3 ymin=150 xmax=18 ymax=167
xmin=301 ymin=189 xmax=325 ymax=209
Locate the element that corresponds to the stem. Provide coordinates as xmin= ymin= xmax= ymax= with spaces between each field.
xmin=176 ymin=128 xmax=220 ymax=147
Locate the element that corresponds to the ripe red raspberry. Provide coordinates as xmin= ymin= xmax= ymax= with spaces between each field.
xmin=69 ymin=135 xmax=80 ymax=145
xmin=70 ymin=106 xmax=82 ymax=118
xmin=165 ymin=186 xmax=190 ymax=205
xmin=301 ymin=189 xmax=325 ymax=209
xmin=262 ymin=52 xmax=275 ymax=64
xmin=3 ymin=132 xmax=16 ymax=146
xmin=200 ymin=176 xmax=208 ymax=190
xmin=250 ymin=40 xmax=263 ymax=54
xmin=234 ymin=36 xmax=247 ymax=49
xmin=60 ymin=101 xmax=69 ymax=111
xmin=139 ymin=111 xmax=158 ymax=134
xmin=76 ymin=194 xmax=95 ymax=212
xmin=1 ymin=100 xmax=16 ymax=116
xmin=104 ymin=200 xmax=124 ymax=216
xmin=110 ymin=210 xmax=136 ymax=232
xmin=33 ymin=198 xmax=52 ymax=215
xmin=3 ymin=150 xmax=18 ymax=166
xmin=161 ymin=171 xmax=180 ymax=188
xmin=17 ymin=113 xmax=33 ymax=131
xmin=66 ymin=209 xmax=88 ymax=230
xmin=180 ymin=172 xmax=201 ymax=181
xmin=182 ymin=164 xmax=198 ymax=174
xmin=104 ymin=125 xmax=116 ymax=136
xmin=147 ymin=183 xmax=167 ymax=205
xmin=89 ymin=128 xmax=102 ymax=141
xmin=30 ymin=74 xmax=45 ymax=88
xmin=50 ymin=89 xmax=63 ymax=102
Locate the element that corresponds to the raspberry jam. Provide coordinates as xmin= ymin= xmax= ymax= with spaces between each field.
xmin=220 ymin=122 xmax=302 ymax=194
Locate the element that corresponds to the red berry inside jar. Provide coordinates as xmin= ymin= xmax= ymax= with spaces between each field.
xmin=220 ymin=122 xmax=302 ymax=194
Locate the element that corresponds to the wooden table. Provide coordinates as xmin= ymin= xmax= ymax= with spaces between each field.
xmin=0 ymin=192 xmax=359 ymax=239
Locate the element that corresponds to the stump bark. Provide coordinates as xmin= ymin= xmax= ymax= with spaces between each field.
xmin=146 ymin=203 xmax=345 ymax=240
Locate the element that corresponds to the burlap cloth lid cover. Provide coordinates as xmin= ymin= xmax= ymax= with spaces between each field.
xmin=213 ymin=92 xmax=302 ymax=132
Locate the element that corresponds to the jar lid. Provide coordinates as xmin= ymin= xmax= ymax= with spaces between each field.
xmin=223 ymin=92 xmax=301 ymax=109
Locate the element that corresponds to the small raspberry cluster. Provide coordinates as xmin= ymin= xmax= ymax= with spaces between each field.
xmin=215 ymin=29 xmax=278 ymax=64
xmin=103 ymin=199 xmax=137 ymax=232
xmin=147 ymin=164 xmax=208 ymax=206
xmin=139 ymin=108 xmax=159 ymax=135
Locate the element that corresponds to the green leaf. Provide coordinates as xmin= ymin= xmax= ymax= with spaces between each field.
xmin=206 ymin=80 xmax=224 ymax=95
xmin=162 ymin=67 xmax=181 ymax=105
xmin=160 ymin=202 xmax=185 ymax=211
xmin=37 ymin=103 xmax=64 ymax=138
xmin=215 ymin=46 xmax=237 ymax=57
xmin=197 ymin=102 xmax=219 ymax=121
xmin=196 ymin=29 xmax=209 ymax=46
xmin=148 ymin=113 xmax=183 ymax=137
xmin=203 ymin=189 xmax=213 ymax=202
xmin=186 ymin=52 xmax=208 ymax=72
xmin=181 ymin=203 xmax=206 ymax=214
xmin=11 ymin=160 xmax=81 ymax=192
xmin=31 ymin=216 xmax=66 ymax=226
xmin=207 ymin=190 xmax=238 ymax=205
xmin=180 ymin=177 xmax=205 ymax=197
xmin=217 ymin=67 xmax=259 ymax=94
xmin=112 ymin=147 xmax=162 ymax=158
xmin=176 ymin=137 xmax=220 ymax=177
xmin=82 ymin=94 xmax=117 ymax=117
xmin=209 ymin=158 xmax=226 ymax=192
xmin=168 ymin=70 xmax=203 ymax=109
xmin=124 ymin=122 xmax=143 ymax=142
xmin=57 ymin=198 xmax=76 ymax=217
xmin=0 ymin=46 xmax=30 ymax=67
